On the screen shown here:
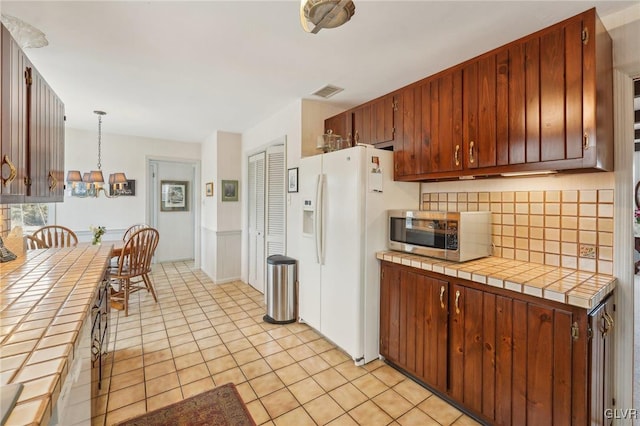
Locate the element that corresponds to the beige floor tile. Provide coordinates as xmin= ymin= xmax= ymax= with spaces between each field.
xmin=393 ymin=379 xmax=433 ymax=406
xmin=274 ymin=363 xmax=309 ymax=386
xmin=260 ymin=388 xmax=300 ymax=419
xmin=109 ymin=368 xmax=144 ymax=392
xmin=145 ymin=371 xmax=180 ymax=397
xmin=206 ymin=354 xmax=237 ymax=374
xmin=352 ymin=373 xmax=389 ymax=398
xmin=304 ymin=394 xmax=345 ymax=424
xmin=246 ymin=400 xmax=271 ymax=425
xmin=174 ymin=351 xmax=205 ymax=370
xmin=250 ymin=372 xmax=285 ymax=398
xmin=273 ymin=406 xmax=316 ymax=426
xmin=144 ymin=359 xmax=176 ymax=380
xmin=452 ymin=415 xmax=483 ymax=425
xmin=329 ymin=383 xmax=368 ymax=411
xmin=397 ymin=408 xmax=440 ymax=426
xmin=373 ymin=388 xmax=414 ymax=419
xmin=105 ymin=401 xmax=146 ymax=425
xmin=240 ymin=359 xmax=272 ymax=380
xmin=146 ymin=387 xmax=183 ymax=412
xmin=419 ymin=395 xmax=463 ymax=425
xmin=299 ymin=355 xmax=331 ymax=376
xmin=102 ymin=265 xmax=465 ymax=426
xmin=348 ymin=400 xmax=393 ymax=426
xmin=313 ymin=368 xmax=348 ymax=392
xmin=233 ymin=347 xmax=262 ymax=365
xmin=287 ymin=377 xmax=325 ymax=405
xmin=265 ymin=351 xmax=296 ymax=370
xmin=107 ymin=383 xmax=145 ymax=412
xmin=371 ymin=364 xmax=407 ymax=387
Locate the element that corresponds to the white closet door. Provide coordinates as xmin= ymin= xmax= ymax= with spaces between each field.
xmin=248 ymin=152 xmax=266 ymax=292
xmin=265 ymin=144 xmax=286 ymax=257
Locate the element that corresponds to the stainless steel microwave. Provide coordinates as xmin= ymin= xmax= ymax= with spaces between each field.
xmin=388 ymin=210 xmax=492 ymax=262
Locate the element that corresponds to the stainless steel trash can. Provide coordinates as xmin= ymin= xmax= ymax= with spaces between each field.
xmin=264 ymin=255 xmax=297 ymax=324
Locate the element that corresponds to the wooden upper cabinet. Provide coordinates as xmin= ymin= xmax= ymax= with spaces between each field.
xmin=324 ymin=111 xmax=350 ymax=142
xmin=371 ymin=94 xmax=395 ymax=146
xmin=1 ymin=24 xmax=65 ymax=203
xmin=29 ymin=66 xmax=65 ymax=202
xmin=352 ymin=104 xmax=371 ymax=146
xmin=391 ymin=8 xmax=612 ymax=181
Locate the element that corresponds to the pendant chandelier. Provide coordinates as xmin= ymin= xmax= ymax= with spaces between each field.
xmin=66 ymin=110 xmax=128 ymax=198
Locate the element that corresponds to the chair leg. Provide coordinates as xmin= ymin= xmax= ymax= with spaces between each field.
xmin=124 ymin=278 xmax=130 ymax=317
xmin=142 ymin=273 xmax=158 ymax=303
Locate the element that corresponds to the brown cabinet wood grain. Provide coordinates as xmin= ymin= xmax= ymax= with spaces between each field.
xmin=379 ymin=260 xmax=613 ymax=425
xmin=390 ymin=8 xmax=612 ymax=181
xmin=1 ymin=24 xmax=65 ymax=203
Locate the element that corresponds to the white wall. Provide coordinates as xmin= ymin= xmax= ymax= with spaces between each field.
xmin=57 ymin=128 xmax=200 ymax=242
xmin=240 ymin=99 xmax=343 ymax=285
xmin=200 ymin=130 xmax=242 ymax=283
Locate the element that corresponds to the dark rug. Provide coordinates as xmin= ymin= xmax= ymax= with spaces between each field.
xmin=115 ymin=383 xmax=256 ymax=426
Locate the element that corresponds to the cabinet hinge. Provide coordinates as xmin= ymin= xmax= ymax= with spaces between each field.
xmin=392 ymin=100 xmax=399 ymax=112
xmin=381 ymin=270 xmax=384 ymax=279
xmin=24 ymin=176 xmax=32 ymax=187
xmin=581 ymin=28 xmax=589 ymax=45
xmin=24 ymin=67 xmax=33 ymax=86
xmin=587 ymin=326 xmax=593 ymax=340
xmin=571 ymin=322 xmax=579 ymax=341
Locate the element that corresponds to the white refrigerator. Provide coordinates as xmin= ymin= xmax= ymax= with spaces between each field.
xmin=298 ymin=145 xmax=418 ymax=364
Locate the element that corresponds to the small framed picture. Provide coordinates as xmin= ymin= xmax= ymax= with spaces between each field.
xmin=161 ymin=180 xmax=188 ymax=211
xmin=206 ymin=182 xmax=214 ymax=197
xmin=288 ymin=167 xmax=298 ymax=193
xmin=221 ymin=180 xmax=238 ymax=202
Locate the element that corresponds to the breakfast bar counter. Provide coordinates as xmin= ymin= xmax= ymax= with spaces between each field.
xmin=0 ymin=244 xmax=113 ymax=425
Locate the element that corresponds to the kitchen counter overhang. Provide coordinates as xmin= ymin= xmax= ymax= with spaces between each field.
xmin=0 ymin=244 xmax=113 ymax=425
xmin=377 ymin=251 xmax=616 ymax=310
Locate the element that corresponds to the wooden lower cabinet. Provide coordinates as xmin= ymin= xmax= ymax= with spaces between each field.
xmin=379 ymin=260 xmax=614 ymax=425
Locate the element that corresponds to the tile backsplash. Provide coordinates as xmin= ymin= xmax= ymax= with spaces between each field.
xmin=421 ymin=189 xmax=613 ymax=275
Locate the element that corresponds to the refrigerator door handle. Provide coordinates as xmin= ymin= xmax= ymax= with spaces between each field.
xmin=318 ymin=174 xmax=326 ymax=265
xmin=314 ymin=174 xmax=322 ymax=264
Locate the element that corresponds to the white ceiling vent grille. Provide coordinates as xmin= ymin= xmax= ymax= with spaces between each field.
xmin=312 ymin=85 xmax=344 ymax=99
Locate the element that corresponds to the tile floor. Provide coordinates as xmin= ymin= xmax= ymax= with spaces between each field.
xmin=94 ymin=261 xmax=481 ymax=426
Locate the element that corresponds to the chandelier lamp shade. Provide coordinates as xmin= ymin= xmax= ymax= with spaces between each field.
xmin=66 ymin=110 xmax=128 ymax=197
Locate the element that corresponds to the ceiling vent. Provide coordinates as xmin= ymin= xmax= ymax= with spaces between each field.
xmin=312 ymin=85 xmax=344 ymax=99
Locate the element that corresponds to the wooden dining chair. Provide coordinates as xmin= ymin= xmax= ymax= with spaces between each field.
xmin=32 ymin=225 xmax=78 ymax=248
xmin=110 ymin=227 xmax=160 ymax=316
xmin=25 ymin=235 xmax=49 ymax=250
xmin=123 ymin=223 xmax=149 ymax=242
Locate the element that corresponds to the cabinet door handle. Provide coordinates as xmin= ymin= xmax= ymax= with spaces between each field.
xmin=48 ymin=171 xmax=57 ymax=191
xmin=600 ymin=311 xmax=614 ymax=338
xmin=1 ymin=155 xmax=17 ymax=187
xmin=469 ymin=141 xmax=475 ymax=164
xmin=439 ymin=286 xmax=446 ymax=309
xmin=454 ymin=145 xmax=460 ymax=166
xmin=583 ymin=133 xmax=589 ymax=150
xmin=354 ymin=131 xmax=360 ymax=144
xmin=455 ymin=290 xmax=461 ymax=314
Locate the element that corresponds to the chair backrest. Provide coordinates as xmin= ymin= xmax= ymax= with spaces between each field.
xmin=115 ymin=227 xmax=160 ymax=277
xmin=25 ymin=235 xmax=49 ymax=250
xmin=123 ymin=223 xmax=149 ymax=242
xmin=32 ymin=225 xmax=78 ymax=248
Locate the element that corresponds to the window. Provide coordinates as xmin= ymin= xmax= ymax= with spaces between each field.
xmin=10 ymin=204 xmax=51 ymax=233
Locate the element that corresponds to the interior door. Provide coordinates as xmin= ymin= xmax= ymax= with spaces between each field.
xmin=150 ymin=159 xmax=196 ymax=262
xmin=248 ymin=152 xmax=265 ymax=293
xmin=265 ymin=144 xmax=286 ymax=257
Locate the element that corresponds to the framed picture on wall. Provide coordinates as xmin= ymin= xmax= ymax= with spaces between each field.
xmin=110 ymin=179 xmax=136 ymax=196
xmin=221 ymin=180 xmax=238 ymax=202
xmin=206 ymin=182 xmax=214 ymax=197
xmin=288 ymin=167 xmax=298 ymax=193
xmin=161 ymin=180 xmax=188 ymax=211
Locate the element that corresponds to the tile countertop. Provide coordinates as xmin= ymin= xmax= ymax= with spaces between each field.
xmin=377 ymin=251 xmax=616 ymax=311
xmin=0 ymin=243 xmax=113 ymax=426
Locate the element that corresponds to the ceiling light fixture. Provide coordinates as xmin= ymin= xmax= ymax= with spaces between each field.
xmin=66 ymin=111 xmax=128 ymax=198
xmin=0 ymin=14 xmax=48 ymax=48
xmin=300 ymin=0 xmax=355 ymax=34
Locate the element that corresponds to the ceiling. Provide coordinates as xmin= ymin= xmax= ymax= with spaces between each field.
xmin=1 ymin=1 xmax=637 ymax=143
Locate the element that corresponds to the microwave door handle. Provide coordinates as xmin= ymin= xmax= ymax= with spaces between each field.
xmin=314 ymin=174 xmax=322 ymax=264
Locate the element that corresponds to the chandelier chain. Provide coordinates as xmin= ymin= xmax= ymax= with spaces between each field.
xmin=97 ymin=114 xmax=102 ymax=170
